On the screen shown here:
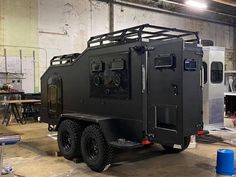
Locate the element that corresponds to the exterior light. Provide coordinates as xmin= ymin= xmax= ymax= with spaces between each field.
xmin=185 ymin=0 xmax=207 ymax=10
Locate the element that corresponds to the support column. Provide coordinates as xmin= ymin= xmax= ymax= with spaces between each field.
xmin=234 ymin=27 xmax=236 ymax=70
xmin=109 ymin=0 xmax=114 ymax=32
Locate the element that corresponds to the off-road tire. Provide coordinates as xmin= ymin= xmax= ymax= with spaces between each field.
xmin=81 ymin=124 xmax=113 ymax=172
xmin=58 ymin=120 xmax=83 ymax=160
xmin=162 ymin=136 xmax=191 ymax=153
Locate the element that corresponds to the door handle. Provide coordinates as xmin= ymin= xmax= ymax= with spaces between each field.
xmin=142 ymin=65 xmax=146 ymax=93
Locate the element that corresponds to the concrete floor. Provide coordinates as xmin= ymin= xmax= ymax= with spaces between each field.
xmin=0 ymin=122 xmax=235 ymax=177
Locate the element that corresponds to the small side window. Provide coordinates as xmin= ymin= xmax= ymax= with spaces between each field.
xmin=154 ymin=54 xmax=175 ymax=69
xmin=47 ymin=75 xmax=62 ymax=117
xmin=110 ymin=59 xmax=124 ymax=71
xmin=48 ymin=85 xmax=58 ymax=113
xmin=184 ymin=59 xmax=197 ymax=71
xmin=91 ymin=61 xmax=103 ymax=72
xmin=211 ymin=62 xmax=223 ymax=83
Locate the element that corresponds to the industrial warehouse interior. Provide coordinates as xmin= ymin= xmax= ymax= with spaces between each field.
xmin=0 ymin=0 xmax=236 ymax=176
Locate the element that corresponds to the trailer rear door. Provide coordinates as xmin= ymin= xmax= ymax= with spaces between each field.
xmin=147 ymin=39 xmax=184 ymax=146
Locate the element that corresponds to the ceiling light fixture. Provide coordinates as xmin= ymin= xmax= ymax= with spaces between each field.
xmin=185 ymin=0 xmax=207 ymax=10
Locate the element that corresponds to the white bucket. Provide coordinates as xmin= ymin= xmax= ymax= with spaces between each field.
xmin=188 ymin=135 xmax=197 ymax=149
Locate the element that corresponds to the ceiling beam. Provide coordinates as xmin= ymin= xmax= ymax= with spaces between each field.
xmin=212 ymin=0 xmax=236 ymax=7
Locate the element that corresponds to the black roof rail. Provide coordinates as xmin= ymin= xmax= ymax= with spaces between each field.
xmin=87 ymin=24 xmax=200 ymax=48
xmin=50 ymin=53 xmax=81 ymax=66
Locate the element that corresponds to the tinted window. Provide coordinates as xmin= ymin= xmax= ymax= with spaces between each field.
xmin=48 ymin=85 xmax=58 ymax=113
xmin=91 ymin=61 xmax=103 ymax=72
xmin=111 ymin=60 xmax=124 ymax=71
xmin=211 ymin=62 xmax=223 ymax=83
xmin=154 ymin=54 xmax=175 ymax=69
xmin=184 ymin=59 xmax=197 ymax=71
xmin=47 ymin=75 xmax=62 ymax=117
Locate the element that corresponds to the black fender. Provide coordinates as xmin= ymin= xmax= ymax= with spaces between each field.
xmin=56 ymin=113 xmax=143 ymax=143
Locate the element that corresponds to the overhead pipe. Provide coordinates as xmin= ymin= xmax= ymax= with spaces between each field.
xmin=4 ymin=48 xmax=7 ymax=83
xmin=19 ymin=49 xmax=22 ymax=75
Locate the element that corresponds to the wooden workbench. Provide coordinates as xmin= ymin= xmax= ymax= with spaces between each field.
xmin=0 ymin=99 xmax=41 ymax=126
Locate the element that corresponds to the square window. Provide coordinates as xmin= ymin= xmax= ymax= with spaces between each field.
xmin=154 ymin=54 xmax=175 ymax=69
xmin=211 ymin=62 xmax=223 ymax=83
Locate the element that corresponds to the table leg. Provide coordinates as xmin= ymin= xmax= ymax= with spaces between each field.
xmin=12 ymin=104 xmax=25 ymax=124
xmin=22 ymin=103 xmax=26 ymax=120
xmin=11 ymin=104 xmax=19 ymax=123
xmin=2 ymin=104 xmax=10 ymax=126
xmin=5 ymin=104 xmax=11 ymax=126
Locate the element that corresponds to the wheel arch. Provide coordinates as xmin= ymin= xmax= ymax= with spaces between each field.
xmin=55 ymin=113 xmax=143 ymax=144
xmin=56 ymin=114 xmax=118 ymax=143
xmin=55 ymin=116 xmax=91 ymax=131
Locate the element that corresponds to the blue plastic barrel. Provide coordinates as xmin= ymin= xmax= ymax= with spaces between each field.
xmin=216 ymin=149 xmax=235 ymax=176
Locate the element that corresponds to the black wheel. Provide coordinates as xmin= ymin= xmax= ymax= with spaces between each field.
xmin=162 ymin=136 xmax=191 ymax=153
xmin=81 ymin=125 xmax=113 ymax=172
xmin=58 ymin=120 xmax=83 ymax=160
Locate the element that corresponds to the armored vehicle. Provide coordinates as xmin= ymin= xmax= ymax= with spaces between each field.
xmin=41 ymin=24 xmax=204 ymax=172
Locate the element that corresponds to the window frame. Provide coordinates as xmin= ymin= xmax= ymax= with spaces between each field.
xmin=154 ymin=54 xmax=176 ymax=69
xmin=47 ymin=75 xmax=62 ymax=117
xmin=210 ymin=61 xmax=223 ymax=84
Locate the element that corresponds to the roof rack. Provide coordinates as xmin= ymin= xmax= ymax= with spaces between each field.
xmin=87 ymin=24 xmax=200 ymax=48
xmin=50 ymin=53 xmax=80 ymax=66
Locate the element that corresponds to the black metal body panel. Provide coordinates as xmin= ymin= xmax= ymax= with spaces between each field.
xmin=225 ymin=95 xmax=236 ymax=116
xmin=41 ymin=24 xmax=203 ymax=147
xmin=146 ymin=40 xmax=203 ymax=146
xmin=59 ymin=113 xmax=142 ymax=143
xmin=90 ymin=52 xmax=131 ymax=99
xmin=182 ymin=43 xmax=203 ymax=136
xmin=147 ymin=39 xmax=184 ymax=145
xmin=41 ymin=42 xmax=144 ymax=142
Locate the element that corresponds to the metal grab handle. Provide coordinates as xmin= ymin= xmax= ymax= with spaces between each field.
xmin=142 ymin=65 xmax=146 ymax=93
xmin=200 ymin=65 xmax=205 ymax=88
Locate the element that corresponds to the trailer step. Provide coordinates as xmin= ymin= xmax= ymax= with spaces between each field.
xmin=109 ymin=139 xmax=143 ymax=149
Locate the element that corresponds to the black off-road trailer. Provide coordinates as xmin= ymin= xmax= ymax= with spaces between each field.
xmin=41 ymin=24 xmax=204 ymax=172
